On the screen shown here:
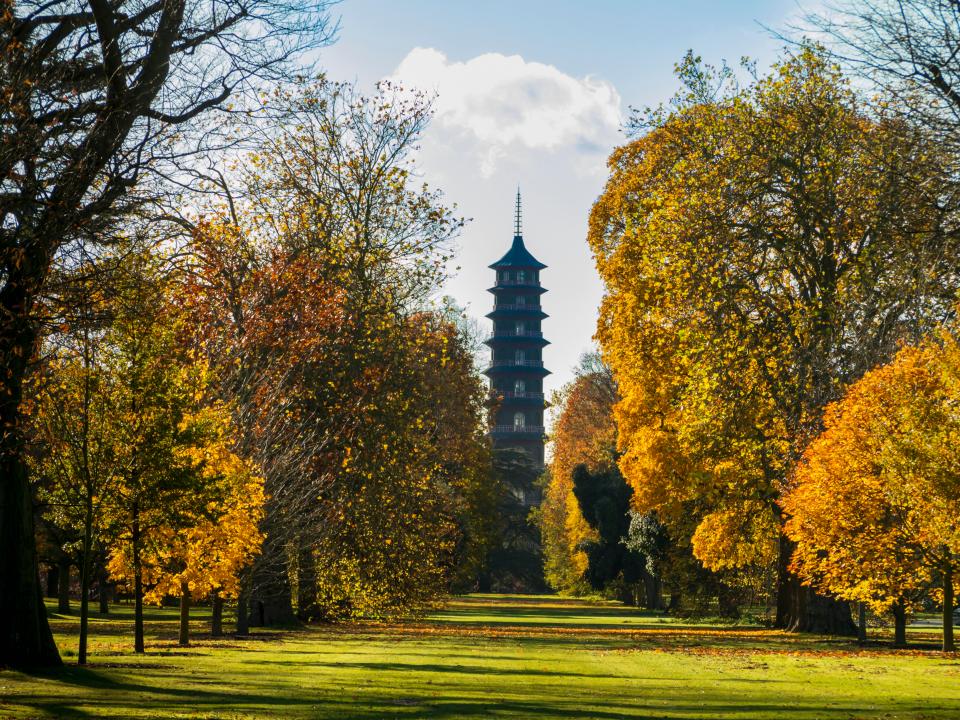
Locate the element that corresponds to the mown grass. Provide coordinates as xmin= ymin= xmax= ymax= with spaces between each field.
xmin=1 ymin=594 xmax=959 ymax=719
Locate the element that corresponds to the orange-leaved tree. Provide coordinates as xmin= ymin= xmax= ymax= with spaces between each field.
xmin=785 ymin=334 xmax=960 ymax=650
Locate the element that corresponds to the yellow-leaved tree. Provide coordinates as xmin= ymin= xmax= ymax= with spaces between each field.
xmin=589 ymin=47 xmax=959 ymax=632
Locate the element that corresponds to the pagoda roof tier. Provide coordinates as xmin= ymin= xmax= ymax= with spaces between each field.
xmin=487 ymin=283 xmax=547 ymax=295
xmin=485 ymin=307 xmax=548 ymax=320
xmin=489 ymin=236 xmax=547 ymax=270
xmin=484 ymin=364 xmax=551 ymax=377
xmin=484 ymin=336 xmax=550 ymax=349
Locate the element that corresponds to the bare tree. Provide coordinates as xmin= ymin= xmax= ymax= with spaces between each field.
xmin=799 ymin=1 xmax=960 ymax=157
xmin=0 ymin=0 xmax=335 ymax=667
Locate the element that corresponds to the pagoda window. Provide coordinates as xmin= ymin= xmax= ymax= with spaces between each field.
xmin=515 ymin=349 xmax=526 ymax=363
xmin=502 ymin=270 xmax=510 ymax=282
xmin=517 ymin=270 xmax=526 ymax=282
xmin=514 ymin=379 xmax=526 ymax=393
xmin=513 ymin=412 xmax=526 ymax=429
xmin=515 ymin=321 xmax=525 ymax=334
xmin=516 ymin=295 xmax=526 ymax=306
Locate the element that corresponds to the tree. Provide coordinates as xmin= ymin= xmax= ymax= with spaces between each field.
xmin=29 ymin=327 xmax=122 ymax=665
xmin=539 ymin=354 xmax=616 ymax=592
xmin=589 ymin=48 xmax=960 ymax=633
xmin=801 ymin=0 xmax=960 ymax=162
xmin=571 ymin=464 xmax=653 ymax=606
xmin=0 ymin=0 xmax=333 ymax=666
xmin=184 ymin=79 xmax=471 ymax=625
xmin=107 ymin=404 xmax=264 ymax=646
xmin=785 ymin=334 xmax=960 ymax=651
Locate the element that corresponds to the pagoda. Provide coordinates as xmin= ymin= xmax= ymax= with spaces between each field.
xmin=484 ymin=190 xmax=549 ymax=469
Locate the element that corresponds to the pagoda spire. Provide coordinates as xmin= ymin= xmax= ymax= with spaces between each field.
xmin=514 ymin=187 xmax=522 ymax=237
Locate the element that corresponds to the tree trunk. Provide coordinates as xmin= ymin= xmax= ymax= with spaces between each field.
xmin=211 ymin=590 xmax=224 ymax=638
xmin=77 ymin=495 xmax=93 ymax=665
xmin=0 ymin=280 xmax=61 ymax=667
xmin=297 ymin=540 xmax=318 ymax=622
xmin=857 ymin=602 xmax=867 ymax=644
xmin=236 ymin=581 xmax=250 ymax=636
xmin=132 ymin=508 xmax=145 ymax=654
xmin=249 ymin=538 xmax=296 ymax=627
xmin=178 ymin=581 xmax=190 ymax=647
xmin=717 ymin=582 xmax=741 ymax=619
xmin=57 ymin=557 xmax=71 ymax=614
xmin=892 ymin=600 xmax=907 ymax=647
xmin=943 ymin=564 xmax=955 ymax=653
xmin=775 ymin=534 xmax=856 ymax=635
xmin=98 ymin=564 xmax=110 ymax=615
xmin=46 ymin=565 xmax=59 ymax=598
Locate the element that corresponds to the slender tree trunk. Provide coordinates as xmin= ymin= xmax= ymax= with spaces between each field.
xmin=77 ymin=493 xmax=94 ymax=665
xmin=211 ymin=590 xmax=223 ymax=638
xmin=46 ymin=566 xmax=59 ymax=598
xmin=178 ymin=581 xmax=190 ymax=647
xmin=943 ymin=564 xmax=955 ymax=653
xmin=775 ymin=534 xmax=856 ymax=635
xmin=857 ymin=602 xmax=867 ymax=644
xmin=57 ymin=558 xmax=71 ymax=614
xmin=892 ymin=601 xmax=907 ymax=648
xmin=132 ymin=507 xmax=145 ymax=654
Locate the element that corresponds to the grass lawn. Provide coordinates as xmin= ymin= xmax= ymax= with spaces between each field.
xmin=2 ymin=594 xmax=959 ymax=719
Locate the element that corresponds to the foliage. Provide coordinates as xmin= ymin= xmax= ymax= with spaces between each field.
xmin=539 ymin=354 xmax=616 ymax=592
xmin=784 ymin=328 xmax=960 ymax=648
xmin=589 ymin=47 xmax=959 ymax=630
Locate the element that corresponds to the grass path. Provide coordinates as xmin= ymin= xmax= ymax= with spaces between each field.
xmin=2 ymin=594 xmax=959 ymax=719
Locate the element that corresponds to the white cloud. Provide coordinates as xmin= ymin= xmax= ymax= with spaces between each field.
xmin=390 ymin=48 xmax=622 ymax=176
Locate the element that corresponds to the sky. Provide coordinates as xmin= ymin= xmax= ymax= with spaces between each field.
xmin=315 ymin=0 xmax=813 ymax=421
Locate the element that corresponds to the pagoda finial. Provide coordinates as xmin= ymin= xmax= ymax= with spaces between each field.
xmin=514 ymin=187 xmax=522 ymax=237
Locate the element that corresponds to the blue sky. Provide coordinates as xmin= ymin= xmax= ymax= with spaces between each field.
xmin=316 ymin=0 xmax=814 ymax=417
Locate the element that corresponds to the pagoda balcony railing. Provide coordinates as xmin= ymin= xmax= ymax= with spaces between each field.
xmin=488 ymin=330 xmax=543 ymax=339
xmin=495 ymin=279 xmax=541 ymax=287
xmin=498 ymin=391 xmax=545 ymax=400
xmin=493 ymin=303 xmax=542 ymax=311
xmin=490 ymin=359 xmax=544 ymax=368
xmin=492 ymin=425 xmax=546 ymax=434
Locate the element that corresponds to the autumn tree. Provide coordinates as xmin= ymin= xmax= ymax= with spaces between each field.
xmin=590 ymin=48 xmax=960 ymax=633
xmin=539 ymin=354 xmax=615 ymax=592
xmin=785 ymin=333 xmax=960 ymax=651
xmin=0 ymin=0 xmax=333 ymax=666
xmin=183 ymin=80 xmax=486 ymax=623
xmin=802 ymin=0 xmax=960 ymax=162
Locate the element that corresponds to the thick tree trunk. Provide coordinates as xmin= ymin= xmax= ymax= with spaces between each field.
xmin=0 ymin=271 xmax=61 ymax=667
xmin=132 ymin=508 xmax=145 ymax=654
xmin=211 ymin=591 xmax=224 ymax=638
xmin=717 ymin=582 xmax=741 ymax=619
xmin=57 ymin=558 xmax=72 ymax=614
xmin=892 ymin=601 xmax=908 ymax=647
xmin=178 ymin=581 xmax=190 ymax=647
xmin=297 ymin=541 xmax=318 ymax=622
xmin=98 ymin=564 xmax=110 ymax=615
xmin=857 ymin=602 xmax=867 ymax=644
xmin=943 ymin=565 xmax=955 ymax=653
xmin=775 ymin=535 xmax=856 ymax=635
xmin=249 ymin=535 xmax=296 ymax=627
xmin=236 ymin=582 xmax=250 ymax=636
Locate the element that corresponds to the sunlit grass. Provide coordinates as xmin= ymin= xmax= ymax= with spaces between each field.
xmin=1 ymin=595 xmax=958 ymax=718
